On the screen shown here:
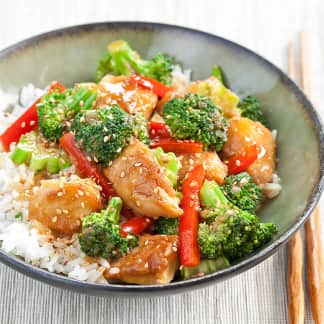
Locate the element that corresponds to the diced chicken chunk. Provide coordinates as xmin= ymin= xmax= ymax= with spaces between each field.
xmin=178 ymin=152 xmax=228 ymax=184
xmin=29 ymin=176 xmax=102 ymax=234
xmin=97 ymin=75 xmax=158 ymax=119
xmin=221 ymin=117 xmax=276 ymax=184
xmin=105 ymin=235 xmax=179 ymax=284
xmin=187 ymin=76 xmax=240 ymax=118
xmin=104 ymin=139 xmax=182 ymax=218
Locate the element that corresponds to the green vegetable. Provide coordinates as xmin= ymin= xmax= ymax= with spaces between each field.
xmin=221 ymin=172 xmax=262 ymax=214
xmin=79 ymin=197 xmax=138 ymax=259
xmin=153 ymin=217 xmax=179 ymax=235
xmin=163 ymin=93 xmax=228 ymax=151
xmin=95 ymin=40 xmax=173 ymax=85
xmin=211 ymin=65 xmax=225 ymax=85
xmin=198 ymin=180 xmax=277 ymax=261
xmin=14 ymin=212 xmax=23 ymax=220
xmin=153 ymin=147 xmax=180 ymax=187
xmin=238 ymin=95 xmax=270 ymax=128
xmin=37 ymin=87 xmax=97 ymax=142
xmin=133 ymin=114 xmax=150 ymax=145
xmin=10 ymin=131 xmax=71 ymax=174
xmin=72 ymin=105 xmax=134 ymax=167
xmin=180 ymin=257 xmax=230 ymax=280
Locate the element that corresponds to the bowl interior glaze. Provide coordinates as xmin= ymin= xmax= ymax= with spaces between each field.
xmin=0 ymin=22 xmax=323 ymax=296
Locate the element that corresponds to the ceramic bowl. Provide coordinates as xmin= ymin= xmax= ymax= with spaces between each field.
xmin=0 ymin=22 xmax=323 ymax=296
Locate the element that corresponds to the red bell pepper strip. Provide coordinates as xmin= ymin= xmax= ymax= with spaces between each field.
xmin=59 ymin=132 xmax=115 ymax=200
xmin=148 ymin=121 xmax=171 ymax=139
xmin=129 ymin=74 xmax=171 ymax=97
xmin=120 ymin=216 xmax=153 ymax=237
xmin=0 ymin=81 xmax=65 ymax=151
xmin=179 ymin=164 xmax=205 ymax=267
xmin=150 ymin=139 xmax=203 ymax=154
xmin=225 ymin=144 xmax=258 ymax=175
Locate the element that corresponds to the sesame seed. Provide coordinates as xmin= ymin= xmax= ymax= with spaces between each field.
xmin=121 ymin=157 xmax=127 ymax=161
xmin=78 ymin=190 xmax=84 ymax=196
xmin=80 ymin=116 xmax=85 ymax=123
xmin=144 ymin=240 xmax=149 ymax=246
xmin=134 ymin=162 xmax=142 ymax=167
xmin=172 ymin=246 xmax=177 ymax=252
xmin=235 ymin=160 xmax=241 ymax=166
xmin=56 ymin=209 xmax=62 ymax=215
xmin=189 ymin=180 xmax=198 ymax=188
xmin=136 ymin=200 xmax=141 ymax=207
xmin=109 ymin=161 xmax=113 ymax=166
xmin=104 ymin=127 xmax=108 ymax=132
xmin=62 ymin=209 xmax=69 ymax=214
xmin=164 ymin=247 xmax=172 ymax=257
xmin=188 ymin=158 xmax=194 ymax=166
xmin=79 ymin=100 xmax=84 ymax=107
xmin=109 ymin=267 xmax=120 ymax=275
xmin=30 ymin=120 xmax=36 ymax=126
xmin=21 ymin=121 xmax=26 ymax=128
xmin=57 ymin=191 xmax=63 ymax=197
xmin=144 ymin=262 xmax=149 ymax=269
xmin=139 ymin=168 xmax=143 ymax=174
xmin=120 ymin=171 xmax=125 ymax=178
xmin=52 ymin=216 xmax=58 ymax=223
xmin=81 ymin=202 xmax=85 ymax=208
xmin=104 ymin=136 xmax=110 ymax=142
xmin=93 ymin=156 xmax=99 ymax=163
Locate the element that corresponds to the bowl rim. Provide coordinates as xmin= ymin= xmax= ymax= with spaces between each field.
xmin=0 ymin=21 xmax=323 ymax=295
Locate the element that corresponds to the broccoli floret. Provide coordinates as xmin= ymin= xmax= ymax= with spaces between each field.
xmin=79 ymin=197 xmax=138 ymax=259
xmin=72 ymin=105 xmax=134 ymax=166
xmin=238 ymin=95 xmax=270 ymax=128
xmin=180 ymin=257 xmax=229 ymax=280
xmin=163 ymin=93 xmax=228 ymax=151
xmin=37 ymin=87 xmax=97 ymax=142
xmin=198 ymin=180 xmax=277 ymax=261
xmin=36 ymin=90 xmax=66 ymax=142
xmin=221 ymin=172 xmax=262 ymax=214
xmin=153 ymin=217 xmax=178 ymax=235
xmin=95 ymin=40 xmax=173 ymax=85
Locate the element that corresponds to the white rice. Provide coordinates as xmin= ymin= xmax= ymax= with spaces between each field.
xmin=259 ymin=173 xmax=282 ymax=199
xmin=0 ymin=84 xmax=108 ymax=283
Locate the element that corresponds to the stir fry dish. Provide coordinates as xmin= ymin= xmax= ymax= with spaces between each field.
xmin=0 ymin=40 xmax=281 ymax=285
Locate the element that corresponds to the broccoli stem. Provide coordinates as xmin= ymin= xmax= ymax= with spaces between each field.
xmin=10 ymin=131 xmax=71 ymax=174
xmin=211 ymin=65 xmax=225 ymax=85
xmin=10 ymin=131 xmax=36 ymax=164
xmin=181 ymin=257 xmax=230 ymax=280
xmin=108 ymin=40 xmax=137 ymax=75
xmin=153 ymin=147 xmax=180 ymax=188
xmin=200 ymin=180 xmax=228 ymax=208
xmin=104 ymin=197 xmax=123 ymax=224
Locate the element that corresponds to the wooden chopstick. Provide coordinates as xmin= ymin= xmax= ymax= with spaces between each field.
xmin=300 ymin=32 xmax=324 ymax=324
xmin=287 ymin=41 xmax=305 ymax=324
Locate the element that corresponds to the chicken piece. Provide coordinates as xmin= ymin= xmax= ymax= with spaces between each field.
xmin=104 ymin=139 xmax=182 ymax=218
xmin=178 ymin=152 xmax=228 ymax=184
xmin=187 ymin=76 xmax=240 ymax=118
xmin=97 ymin=75 xmax=158 ymax=119
xmin=29 ymin=176 xmax=102 ymax=235
xmin=222 ymin=117 xmax=276 ymax=184
xmin=105 ymin=235 xmax=179 ymax=284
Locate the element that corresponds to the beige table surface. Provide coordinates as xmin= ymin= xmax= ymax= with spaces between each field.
xmin=1 ymin=0 xmax=324 ymax=323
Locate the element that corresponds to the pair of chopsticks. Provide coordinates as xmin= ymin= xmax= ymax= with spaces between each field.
xmin=288 ymin=33 xmax=324 ymax=324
